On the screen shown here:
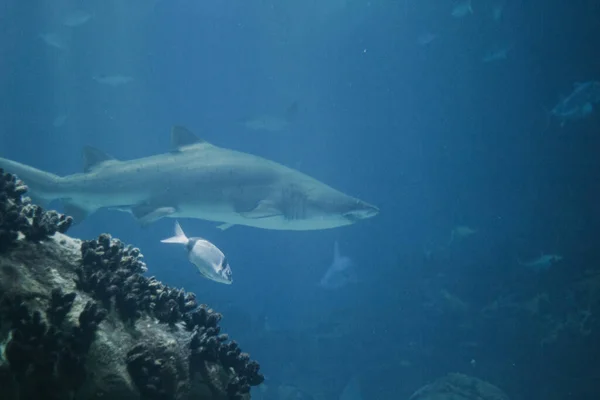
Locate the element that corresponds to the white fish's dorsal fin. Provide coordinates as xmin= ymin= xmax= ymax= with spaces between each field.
xmin=161 ymin=220 xmax=189 ymax=244
xmin=83 ymin=146 xmax=118 ymax=173
xmin=333 ymin=241 xmax=341 ymax=262
xmin=170 ymin=126 xmax=213 ymax=151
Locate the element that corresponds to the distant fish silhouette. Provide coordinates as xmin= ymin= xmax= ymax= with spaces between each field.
xmin=93 ymin=75 xmax=134 ymax=87
xmin=482 ymin=44 xmax=513 ymax=63
xmin=40 ymin=33 xmax=68 ymax=50
xmin=447 ymin=225 xmax=477 ymax=246
xmin=417 ymin=32 xmax=437 ymax=46
xmin=240 ymin=101 xmax=298 ymax=133
xmin=340 ymin=375 xmax=363 ymax=400
xmin=451 ymin=0 xmax=473 ymax=18
xmin=518 ymin=253 xmax=563 ymax=272
xmin=551 ymin=81 xmax=600 ymax=126
xmin=318 ymin=241 xmax=357 ymax=290
xmin=62 ymin=10 xmax=93 ymax=27
xmin=52 ymin=114 xmax=69 ymax=128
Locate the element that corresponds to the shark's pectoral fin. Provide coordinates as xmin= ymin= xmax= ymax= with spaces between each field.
xmin=131 ymin=204 xmax=176 ymax=226
xmin=62 ymin=202 xmax=91 ymax=225
xmin=216 ymin=223 xmax=235 ymax=231
xmin=237 ymin=200 xmax=282 ymax=219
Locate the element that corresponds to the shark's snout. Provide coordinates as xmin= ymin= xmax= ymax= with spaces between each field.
xmin=343 ymin=201 xmax=379 ymax=222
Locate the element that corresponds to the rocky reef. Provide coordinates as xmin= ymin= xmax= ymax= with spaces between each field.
xmin=409 ymin=373 xmax=509 ymax=400
xmin=0 ymin=169 xmax=264 ymax=400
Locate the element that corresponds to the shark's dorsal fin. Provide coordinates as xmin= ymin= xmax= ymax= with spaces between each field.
xmin=83 ymin=146 xmax=117 ymax=173
xmin=171 ymin=126 xmax=211 ymax=151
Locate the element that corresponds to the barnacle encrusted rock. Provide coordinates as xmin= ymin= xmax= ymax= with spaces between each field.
xmin=409 ymin=373 xmax=510 ymax=400
xmin=0 ymin=169 xmax=263 ymax=400
xmin=0 ymin=169 xmax=72 ymax=253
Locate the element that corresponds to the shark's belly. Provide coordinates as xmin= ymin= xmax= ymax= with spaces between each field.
xmin=173 ymin=204 xmax=350 ymax=231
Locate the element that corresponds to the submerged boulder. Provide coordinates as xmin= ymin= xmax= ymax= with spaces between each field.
xmin=0 ymin=169 xmax=263 ymax=400
xmin=409 ymin=373 xmax=509 ymax=400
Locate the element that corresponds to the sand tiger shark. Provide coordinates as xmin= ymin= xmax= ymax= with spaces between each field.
xmin=0 ymin=126 xmax=379 ymax=230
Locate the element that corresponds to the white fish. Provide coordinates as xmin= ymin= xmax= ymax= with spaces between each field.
xmin=518 ymin=253 xmax=563 ymax=272
xmin=92 ymin=75 xmax=134 ymax=87
xmin=40 ymin=33 xmax=67 ymax=50
xmin=62 ymin=10 xmax=93 ymax=27
xmin=318 ymin=241 xmax=357 ymax=289
xmin=161 ymin=221 xmax=233 ymax=285
xmin=452 ymin=0 xmax=473 ymax=18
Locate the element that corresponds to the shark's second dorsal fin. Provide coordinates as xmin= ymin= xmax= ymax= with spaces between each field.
xmin=83 ymin=146 xmax=117 ymax=173
xmin=171 ymin=126 xmax=211 ymax=151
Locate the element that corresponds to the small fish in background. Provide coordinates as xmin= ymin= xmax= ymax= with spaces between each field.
xmin=451 ymin=0 xmax=473 ymax=18
xmin=492 ymin=1 xmax=505 ymax=21
xmin=318 ymin=241 xmax=357 ymax=290
xmin=92 ymin=75 xmax=134 ymax=87
xmin=417 ymin=32 xmax=437 ymax=46
xmin=482 ymin=44 xmax=513 ymax=63
xmin=161 ymin=221 xmax=233 ymax=285
xmin=340 ymin=375 xmax=363 ymax=400
xmin=62 ymin=10 xmax=93 ymax=27
xmin=550 ymin=81 xmax=600 ymax=126
xmin=240 ymin=101 xmax=298 ymax=133
xmin=447 ymin=225 xmax=477 ymax=246
xmin=40 ymin=33 xmax=68 ymax=50
xmin=518 ymin=253 xmax=563 ymax=272
xmin=52 ymin=114 xmax=69 ymax=128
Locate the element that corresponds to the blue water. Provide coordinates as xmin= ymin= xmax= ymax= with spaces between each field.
xmin=2 ymin=1 xmax=600 ymax=399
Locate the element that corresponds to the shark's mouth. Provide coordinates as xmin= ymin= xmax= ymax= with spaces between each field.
xmin=344 ymin=204 xmax=379 ymax=222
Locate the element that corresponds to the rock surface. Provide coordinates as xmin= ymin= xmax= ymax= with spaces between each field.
xmin=409 ymin=373 xmax=510 ymax=400
xmin=0 ymin=169 xmax=263 ymax=400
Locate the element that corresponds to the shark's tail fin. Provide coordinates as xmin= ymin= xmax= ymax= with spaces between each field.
xmin=161 ymin=221 xmax=189 ymax=244
xmin=0 ymin=156 xmax=63 ymax=205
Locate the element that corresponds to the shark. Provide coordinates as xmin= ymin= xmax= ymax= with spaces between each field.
xmin=0 ymin=126 xmax=379 ymax=231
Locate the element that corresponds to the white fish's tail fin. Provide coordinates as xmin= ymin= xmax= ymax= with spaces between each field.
xmin=161 ymin=221 xmax=188 ymax=244
xmin=0 ymin=156 xmax=63 ymax=205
